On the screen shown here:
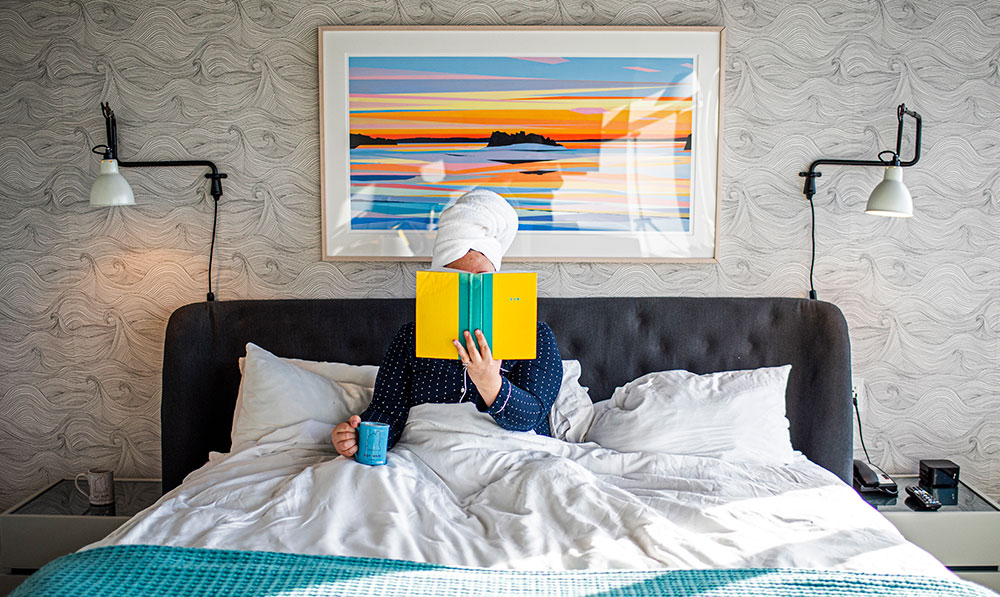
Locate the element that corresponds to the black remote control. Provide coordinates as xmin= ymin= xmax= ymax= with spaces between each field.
xmin=906 ymin=484 xmax=942 ymax=510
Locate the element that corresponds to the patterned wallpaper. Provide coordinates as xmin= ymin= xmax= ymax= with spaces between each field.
xmin=0 ymin=0 xmax=997 ymax=512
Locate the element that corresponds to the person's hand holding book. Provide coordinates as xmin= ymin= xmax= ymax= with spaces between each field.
xmin=454 ymin=329 xmax=502 ymax=406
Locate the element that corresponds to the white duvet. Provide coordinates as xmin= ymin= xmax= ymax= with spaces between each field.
xmin=93 ymin=404 xmax=949 ymax=577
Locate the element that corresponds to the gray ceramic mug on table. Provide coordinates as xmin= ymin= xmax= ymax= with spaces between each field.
xmin=75 ymin=469 xmax=115 ymax=506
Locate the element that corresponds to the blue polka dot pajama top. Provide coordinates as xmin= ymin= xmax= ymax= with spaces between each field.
xmin=360 ymin=321 xmax=563 ymax=449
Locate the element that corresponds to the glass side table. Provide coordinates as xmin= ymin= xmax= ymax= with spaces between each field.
xmin=864 ymin=476 xmax=998 ymax=514
xmin=862 ymin=474 xmax=1000 ymax=592
xmin=0 ymin=479 xmax=162 ymax=576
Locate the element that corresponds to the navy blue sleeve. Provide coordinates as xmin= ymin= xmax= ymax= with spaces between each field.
xmin=360 ymin=322 xmax=414 ymax=449
xmin=476 ymin=322 xmax=562 ymax=432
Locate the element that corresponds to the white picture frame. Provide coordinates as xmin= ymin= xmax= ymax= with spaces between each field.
xmin=319 ymin=26 xmax=724 ymax=262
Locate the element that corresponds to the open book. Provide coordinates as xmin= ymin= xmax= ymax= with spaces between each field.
xmin=415 ymin=270 xmax=537 ymax=360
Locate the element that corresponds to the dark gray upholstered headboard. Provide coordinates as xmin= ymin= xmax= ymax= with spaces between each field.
xmin=162 ymin=297 xmax=852 ymax=492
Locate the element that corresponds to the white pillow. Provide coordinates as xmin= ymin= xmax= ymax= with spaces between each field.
xmin=585 ymin=365 xmax=795 ymax=464
xmin=548 ymin=360 xmax=595 ymax=442
xmin=232 ymin=347 xmax=592 ymax=445
xmin=231 ymin=343 xmax=376 ymax=446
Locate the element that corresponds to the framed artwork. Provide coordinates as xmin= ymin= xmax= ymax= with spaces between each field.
xmin=319 ymin=26 xmax=724 ymax=262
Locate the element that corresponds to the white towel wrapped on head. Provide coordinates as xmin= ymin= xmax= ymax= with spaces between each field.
xmin=430 ymin=189 xmax=518 ymax=271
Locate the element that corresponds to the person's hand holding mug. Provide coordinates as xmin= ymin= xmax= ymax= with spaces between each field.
xmin=332 ymin=415 xmax=361 ymax=457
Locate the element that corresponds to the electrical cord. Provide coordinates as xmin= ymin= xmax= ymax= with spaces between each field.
xmin=854 ymin=393 xmax=872 ymax=464
xmin=207 ymin=196 xmax=219 ymax=302
xmin=808 ymin=194 xmax=817 ymax=300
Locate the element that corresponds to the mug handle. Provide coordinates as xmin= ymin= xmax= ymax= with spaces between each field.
xmin=74 ymin=473 xmax=90 ymax=499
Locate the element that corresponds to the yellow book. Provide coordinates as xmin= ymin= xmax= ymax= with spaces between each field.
xmin=415 ymin=270 xmax=537 ymax=360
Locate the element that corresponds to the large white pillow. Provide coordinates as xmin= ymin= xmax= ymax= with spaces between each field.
xmin=548 ymin=360 xmax=595 ymax=442
xmin=231 ymin=343 xmax=376 ymax=446
xmin=232 ymin=346 xmax=592 ymax=445
xmin=585 ymin=365 xmax=796 ymax=464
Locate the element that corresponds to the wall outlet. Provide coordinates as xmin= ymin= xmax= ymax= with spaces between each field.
xmin=852 ymin=376 xmax=865 ymax=415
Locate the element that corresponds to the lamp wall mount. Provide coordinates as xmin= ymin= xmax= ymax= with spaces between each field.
xmin=90 ymin=102 xmax=227 ymax=301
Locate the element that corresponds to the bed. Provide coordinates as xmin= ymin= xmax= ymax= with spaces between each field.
xmin=14 ymin=297 xmax=996 ymax=596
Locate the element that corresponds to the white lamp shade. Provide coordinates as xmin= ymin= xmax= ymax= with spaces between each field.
xmin=90 ymin=159 xmax=135 ymax=206
xmin=865 ymin=166 xmax=912 ymax=217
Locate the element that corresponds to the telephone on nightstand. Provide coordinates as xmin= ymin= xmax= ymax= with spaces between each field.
xmin=853 ymin=459 xmax=898 ymax=496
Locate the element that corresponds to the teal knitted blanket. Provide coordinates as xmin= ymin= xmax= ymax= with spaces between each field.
xmin=12 ymin=544 xmax=996 ymax=596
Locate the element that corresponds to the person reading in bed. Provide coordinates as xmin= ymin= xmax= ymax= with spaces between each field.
xmin=332 ymin=188 xmax=563 ymax=457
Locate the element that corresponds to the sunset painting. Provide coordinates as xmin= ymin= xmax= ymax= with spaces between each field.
xmin=347 ymin=56 xmax=695 ymax=233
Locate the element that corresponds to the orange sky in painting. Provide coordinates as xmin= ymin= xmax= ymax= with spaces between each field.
xmin=350 ymin=83 xmax=693 ymax=141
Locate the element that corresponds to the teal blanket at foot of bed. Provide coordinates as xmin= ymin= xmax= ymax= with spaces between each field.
xmin=12 ymin=544 xmax=996 ymax=597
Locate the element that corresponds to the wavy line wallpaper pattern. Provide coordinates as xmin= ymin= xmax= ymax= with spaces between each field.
xmin=0 ymin=0 xmax=997 ymax=513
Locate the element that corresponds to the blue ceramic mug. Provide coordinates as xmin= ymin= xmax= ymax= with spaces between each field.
xmin=355 ymin=421 xmax=389 ymax=466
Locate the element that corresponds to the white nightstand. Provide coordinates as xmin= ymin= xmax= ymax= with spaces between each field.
xmin=0 ymin=478 xmax=161 ymax=595
xmin=862 ymin=475 xmax=1000 ymax=592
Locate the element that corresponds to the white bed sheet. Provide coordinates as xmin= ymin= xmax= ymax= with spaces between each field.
xmin=92 ymin=404 xmax=950 ymax=577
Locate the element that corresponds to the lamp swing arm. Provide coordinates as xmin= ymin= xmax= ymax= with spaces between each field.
xmin=93 ymin=102 xmax=227 ymax=200
xmin=799 ymin=104 xmax=922 ymax=200
xmin=117 ymin=159 xmax=227 ymax=200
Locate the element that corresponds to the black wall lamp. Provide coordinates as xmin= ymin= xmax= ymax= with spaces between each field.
xmin=799 ymin=103 xmax=922 ymax=299
xmin=90 ymin=102 xmax=227 ymax=301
